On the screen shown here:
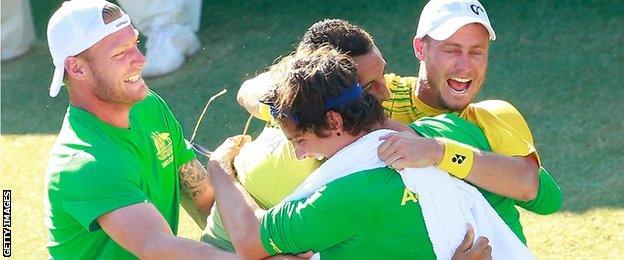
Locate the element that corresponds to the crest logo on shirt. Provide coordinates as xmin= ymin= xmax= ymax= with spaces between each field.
xmin=151 ymin=132 xmax=174 ymax=168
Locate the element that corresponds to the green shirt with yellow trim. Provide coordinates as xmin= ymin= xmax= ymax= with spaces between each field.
xmin=45 ymin=91 xmax=195 ymax=259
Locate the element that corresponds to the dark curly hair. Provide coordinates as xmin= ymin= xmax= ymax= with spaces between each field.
xmin=297 ymin=19 xmax=374 ymax=57
xmin=265 ymin=46 xmax=385 ymax=137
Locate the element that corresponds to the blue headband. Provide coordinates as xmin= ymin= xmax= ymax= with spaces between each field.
xmin=265 ymin=82 xmax=363 ymax=124
xmin=268 ymin=102 xmax=300 ymax=123
xmin=323 ymin=82 xmax=363 ymax=109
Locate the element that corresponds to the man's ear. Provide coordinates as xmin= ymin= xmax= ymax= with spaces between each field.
xmin=326 ymin=110 xmax=344 ymax=131
xmin=413 ymin=36 xmax=426 ymax=61
xmin=64 ymin=56 xmax=89 ymax=80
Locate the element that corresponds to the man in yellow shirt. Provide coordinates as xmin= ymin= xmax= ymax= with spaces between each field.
xmin=377 ymin=0 xmax=551 ymax=207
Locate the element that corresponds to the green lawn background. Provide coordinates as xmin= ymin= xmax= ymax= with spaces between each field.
xmin=1 ymin=0 xmax=623 ymax=258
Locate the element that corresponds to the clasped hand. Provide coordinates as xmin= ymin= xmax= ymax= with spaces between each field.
xmin=209 ymin=135 xmax=251 ymax=179
xmin=377 ymin=131 xmax=444 ymax=170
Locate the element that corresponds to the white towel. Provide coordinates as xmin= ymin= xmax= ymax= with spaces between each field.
xmin=282 ymin=129 xmax=533 ymax=260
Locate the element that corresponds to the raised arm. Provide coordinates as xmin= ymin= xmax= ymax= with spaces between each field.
xmin=205 ymin=135 xmax=271 ymax=260
xmin=237 ymin=72 xmax=276 ymax=120
xmin=98 ymin=202 xmax=236 ymax=259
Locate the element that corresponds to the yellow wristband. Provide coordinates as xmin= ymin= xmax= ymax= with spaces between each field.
xmin=437 ymin=139 xmax=475 ymax=179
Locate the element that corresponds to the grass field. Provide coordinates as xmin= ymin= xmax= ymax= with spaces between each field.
xmin=2 ymin=0 xmax=623 ymax=258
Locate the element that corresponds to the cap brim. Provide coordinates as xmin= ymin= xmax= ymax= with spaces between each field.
xmin=427 ymin=17 xmax=496 ymax=41
xmin=49 ymin=66 xmax=64 ymax=97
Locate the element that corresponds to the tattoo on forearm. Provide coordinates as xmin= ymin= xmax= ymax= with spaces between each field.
xmin=179 ymin=159 xmax=208 ymax=200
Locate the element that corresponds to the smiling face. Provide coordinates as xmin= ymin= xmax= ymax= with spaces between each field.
xmin=353 ymin=45 xmax=389 ymax=101
xmin=79 ymin=25 xmax=148 ymax=106
xmin=415 ymin=23 xmax=490 ymax=111
xmin=281 ymin=120 xmax=341 ymax=160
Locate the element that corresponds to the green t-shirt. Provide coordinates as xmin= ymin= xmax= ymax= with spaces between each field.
xmin=45 ymin=91 xmax=195 ymax=259
xmin=261 ymin=167 xmax=435 ymax=259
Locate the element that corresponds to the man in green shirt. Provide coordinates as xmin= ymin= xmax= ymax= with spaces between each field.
xmin=44 ymin=1 xmax=233 ymax=258
xmin=206 ymin=47 xmax=494 ymax=259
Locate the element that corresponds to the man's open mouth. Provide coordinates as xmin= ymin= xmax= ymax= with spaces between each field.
xmin=447 ymin=77 xmax=471 ymax=94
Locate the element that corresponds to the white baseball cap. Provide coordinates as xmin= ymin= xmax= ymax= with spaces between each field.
xmin=416 ymin=0 xmax=496 ymax=41
xmin=46 ymin=0 xmax=132 ymax=97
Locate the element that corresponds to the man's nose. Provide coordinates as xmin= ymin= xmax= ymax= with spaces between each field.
xmin=455 ymin=53 xmax=471 ymax=74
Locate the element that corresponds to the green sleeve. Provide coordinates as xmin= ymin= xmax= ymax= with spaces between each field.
xmin=59 ymin=153 xmax=148 ymax=232
xmin=259 ymin=182 xmax=366 ymax=255
xmin=409 ymin=113 xmax=491 ymax=151
xmin=515 ymin=166 xmax=563 ymax=215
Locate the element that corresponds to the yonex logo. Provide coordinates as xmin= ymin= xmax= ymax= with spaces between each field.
xmin=451 ymin=154 xmax=466 ymax=164
xmin=470 ymin=4 xmax=484 ymax=15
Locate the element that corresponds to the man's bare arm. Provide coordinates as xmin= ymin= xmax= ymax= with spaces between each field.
xmin=179 ymin=159 xmax=216 ymax=228
xmin=206 ymin=135 xmax=271 ymax=260
xmin=377 ymin=131 xmax=539 ymax=201
xmin=465 ymin=150 xmax=538 ymax=201
xmin=98 ymin=203 xmax=236 ymax=259
xmin=237 ymin=72 xmax=275 ymax=119
xmin=207 ymin=160 xmax=270 ymax=260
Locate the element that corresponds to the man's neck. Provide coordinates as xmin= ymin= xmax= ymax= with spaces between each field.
xmin=414 ymin=64 xmax=444 ymax=111
xmin=415 ymin=79 xmax=434 ymax=108
xmin=349 ymin=123 xmax=385 ymax=143
xmin=70 ymin=96 xmax=132 ymax=129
